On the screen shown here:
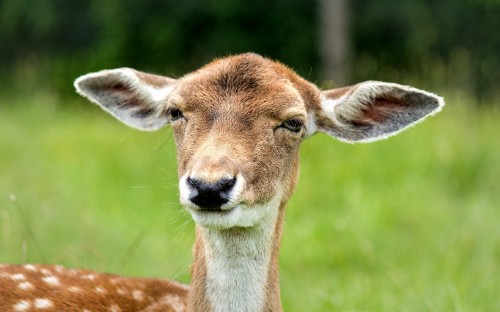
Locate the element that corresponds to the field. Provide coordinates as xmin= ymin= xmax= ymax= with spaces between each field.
xmin=1 ymin=93 xmax=499 ymax=311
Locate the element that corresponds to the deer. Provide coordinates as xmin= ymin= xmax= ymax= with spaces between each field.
xmin=0 ymin=53 xmax=444 ymax=312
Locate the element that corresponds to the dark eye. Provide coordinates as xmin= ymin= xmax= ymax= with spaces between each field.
xmin=280 ymin=119 xmax=303 ymax=133
xmin=168 ymin=108 xmax=184 ymax=121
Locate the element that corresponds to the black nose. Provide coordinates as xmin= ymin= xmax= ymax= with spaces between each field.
xmin=187 ymin=177 xmax=236 ymax=210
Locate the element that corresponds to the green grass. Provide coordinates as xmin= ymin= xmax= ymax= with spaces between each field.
xmin=1 ymin=94 xmax=499 ymax=311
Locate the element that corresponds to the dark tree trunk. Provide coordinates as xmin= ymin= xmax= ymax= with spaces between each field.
xmin=319 ymin=0 xmax=350 ymax=86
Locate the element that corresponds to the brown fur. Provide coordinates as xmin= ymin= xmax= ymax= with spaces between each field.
xmin=0 ymin=264 xmax=188 ymax=311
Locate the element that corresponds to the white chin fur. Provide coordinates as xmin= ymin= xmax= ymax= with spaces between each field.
xmin=189 ymin=200 xmax=279 ymax=230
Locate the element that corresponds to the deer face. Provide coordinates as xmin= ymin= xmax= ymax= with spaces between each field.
xmin=75 ymin=53 xmax=443 ymax=230
xmin=164 ymin=58 xmax=310 ymax=229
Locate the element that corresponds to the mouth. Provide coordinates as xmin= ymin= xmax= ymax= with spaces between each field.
xmin=187 ymin=204 xmax=242 ymax=229
xmin=185 ymin=198 xmax=237 ymax=212
xmin=191 ymin=206 xmax=234 ymax=215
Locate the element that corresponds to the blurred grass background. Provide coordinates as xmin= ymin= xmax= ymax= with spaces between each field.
xmin=1 ymin=0 xmax=500 ymax=310
xmin=1 ymin=93 xmax=498 ymax=311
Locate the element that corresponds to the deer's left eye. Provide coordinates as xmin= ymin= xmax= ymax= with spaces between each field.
xmin=279 ymin=119 xmax=303 ymax=133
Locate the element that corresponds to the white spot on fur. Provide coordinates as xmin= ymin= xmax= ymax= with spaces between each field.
xmin=110 ymin=278 xmax=121 ymax=285
xmin=40 ymin=268 xmax=51 ymax=275
xmin=165 ymin=295 xmax=185 ymax=311
xmin=13 ymin=300 xmax=31 ymax=311
xmin=42 ymin=276 xmax=61 ymax=286
xmin=82 ymin=274 xmax=96 ymax=280
xmin=132 ymin=289 xmax=144 ymax=301
xmin=69 ymin=286 xmax=82 ymax=293
xmin=116 ymin=287 xmax=127 ymax=296
xmin=34 ymin=298 xmax=53 ymax=309
xmin=95 ymin=286 xmax=107 ymax=294
xmin=11 ymin=273 xmax=25 ymax=281
xmin=18 ymin=281 xmax=34 ymax=290
xmin=23 ymin=264 xmax=36 ymax=272
xmin=108 ymin=303 xmax=121 ymax=312
xmin=67 ymin=269 xmax=79 ymax=276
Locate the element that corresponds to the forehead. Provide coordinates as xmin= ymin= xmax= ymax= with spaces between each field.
xmin=172 ymin=55 xmax=306 ymax=117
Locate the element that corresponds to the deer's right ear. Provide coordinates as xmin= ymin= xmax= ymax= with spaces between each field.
xmin=74 ymin=68 xmax=177 ymax=131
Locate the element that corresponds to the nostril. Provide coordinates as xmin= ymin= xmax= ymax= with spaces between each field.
xmin=186 ymin=177 xmax=202 ymax=190
xmin=186 ymin=176 xmax=237 ymax=209
xmin=217 ymin=177 xmax=236 ymax=192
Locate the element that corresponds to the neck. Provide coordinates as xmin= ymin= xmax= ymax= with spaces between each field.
xmin=187 ymin=200 xmax=285 ymax=312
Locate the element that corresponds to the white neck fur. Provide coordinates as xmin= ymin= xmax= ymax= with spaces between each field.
xmin=200 ymin=196 xmax=281 ymax=312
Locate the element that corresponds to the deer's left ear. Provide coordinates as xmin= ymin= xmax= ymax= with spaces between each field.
xmin=311 ymin=81 xmax=444 ymax=142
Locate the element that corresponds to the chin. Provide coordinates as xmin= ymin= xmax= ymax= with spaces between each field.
xmin=188 ymin=199 xmax=280 ymax=230
xmin=188 ymin=205 xmax=257 ymax=230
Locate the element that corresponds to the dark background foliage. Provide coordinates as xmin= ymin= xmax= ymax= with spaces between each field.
xmin=0 ymin=0 xmax=498 ymax=104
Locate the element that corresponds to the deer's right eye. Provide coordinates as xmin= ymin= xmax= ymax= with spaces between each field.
xmin=168 ymin=108 xmax=184 ymax=121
